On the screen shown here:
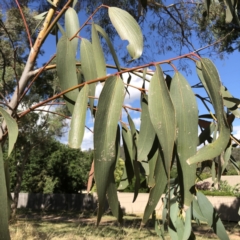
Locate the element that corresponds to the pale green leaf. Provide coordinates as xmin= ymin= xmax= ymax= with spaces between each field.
xmin=187 ymin=59 xmax=230 ymax=165
xmin=192 ymin=198 xmax=208 ymax=222
xmin=94 ymin=24 xmax=121 ymax=72
xmin=80 ymin=38 xmax=97 ymax=114
xmin=147 ymin=146 xmax=158 ymax=188
xmin=92 ymin=24 xmax=106 ymax=78
xmin=170 ymin=72 xmax=198 ymax=207
xmin=148 ymin=65 xmax=176 ymax=173
xmin=182 ymin=207 xmax=192 ymax=240
xmin=94 ymin=76 xmax=125 ymax=224
xmin=34 ymin=11 xmax=47 ymax=20
xmin=68 ymin=84 xmax=89 ymax=148
xmin=197 ymin=192 xmax=229 ymax=240
xmin=65 ymin=7 xmax=79 ymax=54
xmin=224 ymin=0 xmax=234 ymax=23
xmin=0 ymin=107 xmax=18 ymax=156
xmin=221 ymin=86 xmax=240 ymax=118
xmin=0 ymin=145 xmax=10 ymax=240
xmin=138 ymin=94 xmax=156 ymax=161
xmin=142 ymin=151 xmax=167 ymax=223
xmin=56 ymin=35 xmax=79 ymax=113
xmin=108 ymin=7 xmax=143 ymax=59
xmin=57 ymin=22 xmax=65 ymax=36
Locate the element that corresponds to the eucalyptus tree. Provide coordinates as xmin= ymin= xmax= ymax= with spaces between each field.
xmin=1 ymin=0 xmax=240 ymax=239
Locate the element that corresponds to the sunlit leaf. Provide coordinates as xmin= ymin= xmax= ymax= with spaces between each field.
xmin=94 ymin=76 xmax=124 ymax=224
xmin=34 ymin=11 xmax=47 ymax=20
xmin=221 ymin=86 xmax=240 ymax=118
xmin=224 ymin=0 xmax=234 ymax=23
xmin=170 ymin=72 xmax=198 ymax=207
xmin=182 ymin=207 xmax=192 ymax=240
xmin=138 ymin=94 xmax=156 ymax=161
xmin=94 ymin=24 xmax=121 ymax=72
xmin=117 ymin=163 xmax=129 ymax=190
xmin=0 ymin=107 xmax=18 ymax=156
xmin=92 ymin=24 xmax=106 ymax=78
xmin=142 ymin=151 xmax=168 ymax=223
xmin=108 ymin=7 xmax=143 ymax=59
xmin=187 ymin=59 xmax=230 ymax=165
xmin=56 ymin=35 xmax=79 ymax=113
xmin=80 ymin=38 xmax=97 ymax=114
xmin=0 ymin=145 xmax=10 ymax=240
xmin=68 ymin=84 xmax=89 ymax=148
xmin=148 ymin=65 xmax=176 ymax=174
xmin=65 ymin=7 xmax=79 ymax=54
xmin=197 ymin=192 xmax=229 ymax=240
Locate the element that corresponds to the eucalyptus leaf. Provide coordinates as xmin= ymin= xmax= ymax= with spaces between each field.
xmin=0 ymin=145 xmax=10 ymax=240
xmin=68 ymin=84 xmax=89 ymax=148
xmin=94 ymin=76 xmax=124 ymax=224
xmin=148 ymin=65 xmax=176 ymax=174
xmin=187 ymin=59 xmax=230 ymax=165
xmin=0 ymin=107 xmax=18 ymax=156
xmin=65 ymin=7 xmax=79 ymax=54
xmin=108 ymin=7 xmax=143 ymax=59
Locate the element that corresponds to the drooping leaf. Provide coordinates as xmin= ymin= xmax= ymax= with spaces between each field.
xmin=170 ymin=72 xmax=198 ymax=207
xmin=117 ymin=163 xmax=129 ymax=190
xmin=197 ymin=192 xmax=229 ymax=240
xmin=138 ymin=94 xmax=156 ymax=162
xmin=182 ymin=207 xmax=192 ymax=240
xmin=94 ymin=76 xmax=124 ymax=224
xmin=121 ymin=123 xmax=134 ymax=183
xmin=80 ymin=38 xmax=97 ymax=114
xmin=92 ymin=24 xmax=106 ymax=78
xmin=192 ymin=198 xmax=208 ymax=222
xmin=4 ymin=160 xmax=12 ymax=220
xmin=142 ymin=151 xmax=168 ymax=224
xmin=34 ymin=11 xmax=48 ymax=20
xmin=187 ymin=59 xmax=230 ymax=165
xmin=0 ymin=107 xmax=18 ymax=156
xmin=106 ymin=126 xmax=123 ymax=224
xmin=148 ymin=65 xmax=176 ymax=174
xmin=68 ymin=84 xmax=89 ymax=148
xmin=94 ymin=24 xmax=121 ymax=72
xmin=127 ymin=114 xmax=140 ymax=202
xmin=0 ymin=145 xmax=10 ymax=240
xmin=221 ymin=85 xmax=240 ymax=118
xmin=56 ymin=35 xmax=79 ymax=113
xmin=224 ymin=0 xmax=234 ymax=23
xmin=57 ymin=22 xmax=65 ymax=36
xmin=65 ymin=7 xmax=79 ymax=54
xmin=108 ymin=7 xmax=143 ymax=59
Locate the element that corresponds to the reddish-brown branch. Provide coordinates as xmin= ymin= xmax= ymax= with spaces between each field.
xmin=15 ymin=0 xmax=32 ymax=48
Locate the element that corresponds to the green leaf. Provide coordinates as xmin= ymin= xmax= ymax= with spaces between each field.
xmin=106 ymin=126 xmax=123 ymax=224
xmin=148 ymin=65 xmax=176 ymax=174
xmin=34 ymin=11 xmax=48 ymax=20
xmin=72 ymin=0 xmax=78 ymax=8
xmin=0 ymin=107 xmax=18 ymax=156
xmin=94 ymin=76 xmax=125 ymax=224
xmin=65 ymin=7 xmax=79 ymax=54
xmin=0 ymin=145 xmax=10 ymax=240
xmin=92 ymin=24 xmax=106 ymax=78
xmin=57 ymin=22 xmax=65 ymax=36
xmin=224 ymin=0 xmax=234 ymax=23
xmin=142 ymin=151 xmax=168 ymax=223
xmin=80 ymin=38 xmax=97 ymax=114
xmin=197 ymin=192 xmax=229 ymax=240
xmin=94 ymin=24 xmax=121 ymax=72
xmin=182 ymin=207 xmax=192 ymax=240
xmin=221 ymin=86 xmax=240 ymax=118
xmin=56 ymin=35 xmax=79 ymax=113
xmin=187 ymin=59 xmax=230 ymax=165
xmin=121 ymin=123 xmax=134 ymax=183
xmin=117 ymin=163 xmax=129 ymax=190
xmin=138 ymin=94 xmax=156 ymax=161
xmin=170 ymin=72 xmax=198 ymax=207
xmin=108 ymin=7 xmax=143 ymax=60
xmin=192 ymin=198 xmax=208 ymax=222
xmin=68 ymin=84 xmax=89 ymax=148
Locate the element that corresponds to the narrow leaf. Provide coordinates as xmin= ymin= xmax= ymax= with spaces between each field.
xmin=0 ymin=145 xmax=10 ymax=240
xmin=108 ymin=7 xmax=143 ymax=59
xmin=187 ymin=59 xmax=230 ymax=165
xmin=94 ymin=76 xmax=125 ymax=224
xmin=197 ymin=192 xmax=229 ymax=240
xmin=148 ymin=65 xmax=176 ymax=174
xmin=138 ymin=94 xmax=156 ymax=161
xmin=142 ymin=151 xmax=168 ymax=223
xmin=80 ymin=38 xmax=97 ymax=114
xmin=68 ymin=84 xmax=89 ymax=148
xmin=34 ymin=11 xmax=48 ymax=20
xmin=0 ymin=107 xmax=18 ymax=156
xmin=92 ymin=24 xmax=106 ymax=78
xmin=170 ymin=72 xmax=198 ymax=207
xmin=56 ymin=35 xmax=79 ymax=113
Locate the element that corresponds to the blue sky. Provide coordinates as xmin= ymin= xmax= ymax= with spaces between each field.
xmin=36 ymin=6 xmax=240 ymax=150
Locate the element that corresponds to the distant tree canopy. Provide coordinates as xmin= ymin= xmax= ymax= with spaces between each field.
xmin=5 ymin=139 xmax=92 ymax=193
